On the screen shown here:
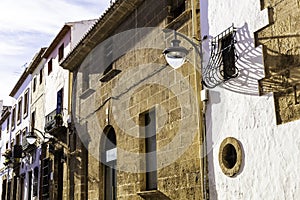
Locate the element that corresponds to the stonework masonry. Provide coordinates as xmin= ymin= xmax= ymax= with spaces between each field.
xmin=257 ymin=0 xmax=300 ymax=124
xmin=65 ymin=0 xmax=203 ymax=199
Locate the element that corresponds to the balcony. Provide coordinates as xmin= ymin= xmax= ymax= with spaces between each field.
xmin=44 ymin=109 xmax=67 ymax=142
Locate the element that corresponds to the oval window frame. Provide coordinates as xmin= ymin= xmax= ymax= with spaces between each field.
xmin=218 ymin=137 xmax=242 ymax=177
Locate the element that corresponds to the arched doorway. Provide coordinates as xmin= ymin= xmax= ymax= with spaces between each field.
xmin=102 ymin=126 xmax=117 ymax=200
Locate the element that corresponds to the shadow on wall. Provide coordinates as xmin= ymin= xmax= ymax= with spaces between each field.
xmin=258 ymin=47 xmax=300 ymax=95
xmin=219 ymin=23 xmax=265 ymax=96
xmin=256 ymin=17 xmax=300 ymax=124
xmin=232 ymin=139 xmax=245 ymax=177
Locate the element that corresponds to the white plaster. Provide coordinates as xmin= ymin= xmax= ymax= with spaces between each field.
xmin=200 ymin=0 xmax=300 ymax=199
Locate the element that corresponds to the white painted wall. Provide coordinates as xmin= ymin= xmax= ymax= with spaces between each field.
xmin=21 ymin=58 xmax=46 ymax=200
xmin=200 ymin=0 xmax=300 ymax=199
xmin=10 ymin=75 xmax=32 ymax=145
xmin=0 ymin=71 xmax=33 ymax=199
xmin=45 ymin=21 xmax=96 ymax=127
xmin=69 ymin=20 xmax=96 ymax=48
xmin=0 ymin=107 xmax=10 ymax=198
xmin=31 ymin=59 xmax=46 ymax=136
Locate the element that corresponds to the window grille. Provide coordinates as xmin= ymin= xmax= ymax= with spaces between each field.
xmin=202 ymin=25 xmax=239 ymax=88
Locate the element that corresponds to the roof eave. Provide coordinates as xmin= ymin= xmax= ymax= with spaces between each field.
xmin=42 ymin=25 xmax=71 ymax=59
xmin=61 ymin=0 xmax=144 ymax=71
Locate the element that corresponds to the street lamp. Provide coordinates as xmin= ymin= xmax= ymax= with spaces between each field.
xmin=26 ymin=128 xmax=52 ymax=145
xmin=163 ymin=26 xmax=238 ymax=88
xmin=163 ymin=36 xmax=189 ymax=69
xmin=26 ymin=133 xmax=37 ymax=145
xmin=163 ymin=30 xmax=198 ymax=69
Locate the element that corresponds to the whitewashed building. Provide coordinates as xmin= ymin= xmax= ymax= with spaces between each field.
xmin=0 ymin=19 xmax=96 ymax=200
xmin=39 ymin=19 xmax=97 ymax=199
xmin=0 ymin=62 xmax=34 ymax=200
xmin=43 ymin=20 xmax=97 ymax=137
xmin=200 ymin=0 xmax=300 ymax=199
xmin=0 ymin=105 xmax=11 ymax=199
xmin=21 ymin=48 xmax=46 ymax=200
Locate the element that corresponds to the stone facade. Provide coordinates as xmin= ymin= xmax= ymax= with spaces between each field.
xmin=257 ymin=0 xmax=300 ymax=124
xmin=62 ymin=0 xmax=204 ymax=199
xmin=1 ymin=1 xmax=300 ymax=200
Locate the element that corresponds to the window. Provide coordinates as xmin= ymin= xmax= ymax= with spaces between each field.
xmin=140 ymin=109 xmax=157 ymax=190
xmin=100 ymin=41 xmax=121 ymax=83
xmin=220 ymin=33 xmax=237 ymax=80
xmin=40 ymin=68 xmax=43 ymax=84
xmin=171 ymin=0 xmax=186 ymax=20
xmin=33 ymin=77 xmax=37 ymax=92
xmin=28 ymin=171 xmax=32 ymax=199
xmin=12 ymin=176 xmax=17 ymax=200
xmin=33 ymin=167 xmax=39 ymax=196
xmin=1 ymin=178 xmax=7 ymax=200
xmin=14 ymin=133 xmax=22 ymax=158
xmin=82 ymin=69 xmax=90 ymax=92
xmin=11 ymin=106 xmax=16 ymax=130
xmin=7 ymin=116 xmax=10 ymax=132
xmin=23 ymin=89 xmax=29 ymax=118
xmin=16 ymin=133 xmax=21 ymax=145
xmin=56 ymin=88 xmax=63 ymax=114
xmin=7 ymin=181 xmax=11 ymax=200
xmin=103 ymin=41 xmax=113 ymax=76
xmin=48 ymin=59 xmax=53 ymax=75
xmin=20 ymin=175 xmax=25 ymax=200
xmin=202 ymin=25 xmax=238 ymax=88
xmin=17 ymin=98 xmax=22 ymax=124
xmin=219 ymin=137 xmax=243 ymax=177
xmin=41 ymin=158 xmax=51 ymax=198
xmin=31 ymin=111 xmax=35 ymax=130
xmin=58 ymin=43 xmax=64 ymax=61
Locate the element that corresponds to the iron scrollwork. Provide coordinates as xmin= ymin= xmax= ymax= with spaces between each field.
xmin=202 ymin=25 xmax=239 ymax=88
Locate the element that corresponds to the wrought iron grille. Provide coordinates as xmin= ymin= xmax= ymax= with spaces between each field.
xmin=202 ymin=25 xmax=239 ymax=88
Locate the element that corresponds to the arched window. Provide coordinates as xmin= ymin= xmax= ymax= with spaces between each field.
xmin=102 ymin=126 xmax=117 ymax=200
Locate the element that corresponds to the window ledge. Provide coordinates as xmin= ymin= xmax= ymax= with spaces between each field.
xmin=100 ymin=69 xmax=121 ymax=82
xmin=137 ymin=190 xmax=169 ymax=199
xmin=80 ymin=88 xmax=95 ymax=100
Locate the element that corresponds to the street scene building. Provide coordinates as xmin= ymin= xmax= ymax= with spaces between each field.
xmin=0 ymin=0 xmax=300 ymax=199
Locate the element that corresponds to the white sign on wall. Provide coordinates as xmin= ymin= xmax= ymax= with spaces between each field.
xmin=106 ymin=148 xmax=117 ymax=162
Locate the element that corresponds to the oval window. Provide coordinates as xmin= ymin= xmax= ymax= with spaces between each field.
xmin=218 ymin=137 xmax=242 ymax=177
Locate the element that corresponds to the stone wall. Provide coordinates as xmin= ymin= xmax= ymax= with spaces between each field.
xmin=71 ymin=0 xmax=203 ymax=199
xmin=257 ymin=0 xmax=300 ymax=124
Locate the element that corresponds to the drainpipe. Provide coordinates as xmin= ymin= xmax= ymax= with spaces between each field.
xmin=191 ymin=0 xmax=209 ymax=199
xmin=201 ymin=91 xmax=209 ymax=200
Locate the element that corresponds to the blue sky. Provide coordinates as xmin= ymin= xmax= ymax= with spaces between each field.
xmin=0 ymin=0 xmax=111 ymax=105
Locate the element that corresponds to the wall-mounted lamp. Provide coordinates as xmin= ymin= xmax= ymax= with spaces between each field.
xmin=26 ymin=128 xmax=52 ymax=145
xmin=163 ymin=31 xmax=189 ymax=69
xmin=163 ymin=25 xmax=238 ymax=88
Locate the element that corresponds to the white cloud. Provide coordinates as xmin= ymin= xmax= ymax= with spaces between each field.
xmin=0 ymin=0 xmax=109 ymax=34
xmin=0 ymin=0 xmax=110 ymax=105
